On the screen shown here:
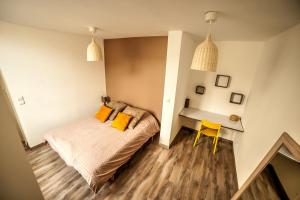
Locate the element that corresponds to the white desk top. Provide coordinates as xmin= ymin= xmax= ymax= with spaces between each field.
xmin=179 ymin=107 xmax=244 ymax=132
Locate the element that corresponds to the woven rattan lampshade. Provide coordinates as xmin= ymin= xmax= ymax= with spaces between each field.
xmin=191 ymin=34 xmax=218 ymax=72
xmin=87 ymin=27 xmax=102 ymax=62
xmin=87 ymin=38 xmax=102 ymax=62
xmin=191 ymin=11 xmax=218 ymax=72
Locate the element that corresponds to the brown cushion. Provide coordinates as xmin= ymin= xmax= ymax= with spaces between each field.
xmin=123 ymin=106 xmax=146 ymax=129
xmin=107 ymin=101 xmax=127 ymax=120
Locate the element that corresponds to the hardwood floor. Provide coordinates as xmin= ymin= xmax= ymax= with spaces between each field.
xmin=27 ymin=128 xmax=238 ymax=200
xmin=238 ymin=164 xmax=288 ymax=200
xmin=238 ymin=166 xmax=281 ymax=200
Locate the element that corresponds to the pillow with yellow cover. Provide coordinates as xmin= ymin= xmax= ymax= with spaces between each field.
xmin=111 ymin=112 xmax=132 ymax=131
xmin=95 ymin=105 xmax=113 ymax=122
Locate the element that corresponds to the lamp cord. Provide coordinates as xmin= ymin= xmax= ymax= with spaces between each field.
xmin=90 ymin=28 xmax=96 ymax=40
xmin=208 ymin=20 xmax=213 ymax=39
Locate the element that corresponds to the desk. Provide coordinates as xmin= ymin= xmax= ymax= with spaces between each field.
xmin=179 ymin=108 xmax=244 ymax=132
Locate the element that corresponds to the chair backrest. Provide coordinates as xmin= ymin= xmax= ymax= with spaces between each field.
xmin=200 ymin=119 xmax=221 ymax=130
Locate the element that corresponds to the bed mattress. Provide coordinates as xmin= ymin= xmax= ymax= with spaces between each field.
xmin=44 ymin=112 xmax=159 ymax=192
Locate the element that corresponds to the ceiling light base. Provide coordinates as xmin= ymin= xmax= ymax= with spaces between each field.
xmin=204 ymin=11 xmax=217 ymax=23
xmin=88 ymin=26 xmax=97 ymax=34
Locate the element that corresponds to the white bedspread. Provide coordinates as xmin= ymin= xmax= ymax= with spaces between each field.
xmin=44 ymin=113 xmax=159 ymax=192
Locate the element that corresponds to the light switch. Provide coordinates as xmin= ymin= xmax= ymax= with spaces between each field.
xmin=18 ymin=96 xmax=25 ymax=105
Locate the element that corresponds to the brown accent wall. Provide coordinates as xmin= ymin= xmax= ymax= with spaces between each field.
xmin=104 ymin=37 xmax=167 ymax=120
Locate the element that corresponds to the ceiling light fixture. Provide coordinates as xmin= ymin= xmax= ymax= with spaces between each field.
xmin=87 ymin=27 xmax=102 ymax=62
xmin=191 ymin=11 xmax=218 ymax=72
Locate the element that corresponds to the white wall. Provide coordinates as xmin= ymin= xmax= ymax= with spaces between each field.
xmin=182 ymin=41 xmax=263 ymax=140
xmin=0 ymin=83 xmax=43 ymax=200
xmin=169 ymin=33 xmax=198 ymax=143
xmin=160 ymin=34 xmax=264 ymax=145
xmin=0 ymin=22 xmax=106 ymax=147
xmin=159 ymin=31 xmax=197 ymax=147
xmin=159 ymin=31 xmax=183 ymax=146
xmin=234 ymin=24 xmax=300 ymax=187
xmin=187 ymin=41 xmax=263 ymax=116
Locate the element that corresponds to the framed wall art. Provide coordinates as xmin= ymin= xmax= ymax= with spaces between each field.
xmin=215 ymin=74 xmax=231 ymax=88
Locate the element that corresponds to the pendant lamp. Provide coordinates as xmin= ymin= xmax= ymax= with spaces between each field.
xmin=87 ymin=27 xmax=102 ymax=62
xmin=191 ymin=11 xmax=218 ymax=72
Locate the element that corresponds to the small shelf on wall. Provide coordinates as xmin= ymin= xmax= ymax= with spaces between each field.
xmin=195 ymin=85 xmax=205 ymax=95
xmin=230 ymin=92 xmax=244 ymax=105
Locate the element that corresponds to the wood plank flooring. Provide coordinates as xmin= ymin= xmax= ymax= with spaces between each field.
xmin=238 ymin=165 xmax=281 ymax=200
xmin=27 ymin=128 xmax=238 ymax=200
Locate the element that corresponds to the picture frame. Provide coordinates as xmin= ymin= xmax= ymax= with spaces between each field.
xmin=215 ymin=74 xmax=231 ymax=88
xmin=230 ymin=92 xmax=244 ymax=105
xmin=195 ymin=85 xmax=205 ymax=95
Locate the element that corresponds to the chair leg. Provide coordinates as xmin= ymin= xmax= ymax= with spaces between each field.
xmin=193 ymin=131 xmax=201 ymax=147
xmin=213 ymin=137 xmax=216 ymax=144
xmin=213 ymin=137 xmax=219 ymax=155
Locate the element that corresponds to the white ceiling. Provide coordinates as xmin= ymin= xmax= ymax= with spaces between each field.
xmin=0 ymin=0 xmax=300 ymax=40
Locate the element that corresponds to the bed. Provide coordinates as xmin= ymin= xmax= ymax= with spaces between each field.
xmin=44 ymin=112 xmax=159 ymax=192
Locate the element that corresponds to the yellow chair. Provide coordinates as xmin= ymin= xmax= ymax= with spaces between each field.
xmin=193 ymin=119 xmax=221 ymax=155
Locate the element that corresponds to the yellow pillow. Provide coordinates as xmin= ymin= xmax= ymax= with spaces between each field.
xmin=111 ymin=112 xmax=132 ymax=131
xmin=95 ymin=105 xmax=113 ymax=122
